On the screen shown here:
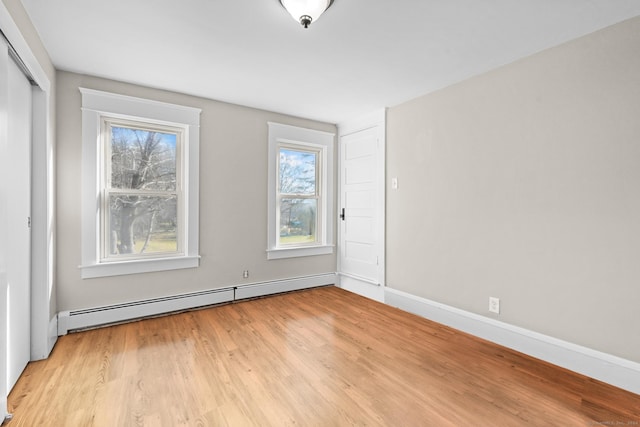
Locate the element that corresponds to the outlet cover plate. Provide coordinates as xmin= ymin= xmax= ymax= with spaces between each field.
xmin=489 ymin=297 xmax=500 ymax=314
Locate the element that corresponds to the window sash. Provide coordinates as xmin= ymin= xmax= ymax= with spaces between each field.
xmin=101 ymin=190 xmax=183 ymax=261
xmin=103 ymin=118 xmax=183 ymax=191
xmin=276 ymin=143 xmax=323 ymax=248
xmin=100 ymin=118 xmax=185 ymax=261
xmin=277 ymin=196 xmax=320 ymax=247
xmin=278 ymin=145 xmax=320 ymax=197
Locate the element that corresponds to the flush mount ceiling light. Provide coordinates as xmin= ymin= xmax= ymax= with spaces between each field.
xmin=279 ymin=0 xmax=334 ymax=28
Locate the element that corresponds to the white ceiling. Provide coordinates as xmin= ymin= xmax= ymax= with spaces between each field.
xmin=20 ymin=0 xmax=640 ymax=124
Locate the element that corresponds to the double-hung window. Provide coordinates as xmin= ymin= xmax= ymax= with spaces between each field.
xmin=102 ymin=119 xmax=182 ymax=259
xmin=80 ymin=88 xmax=201 ymax=278
xmin=267 ymin=122 xmax=334 ymax=259
xmin=278 ymin=145 xmax=321 ymax=246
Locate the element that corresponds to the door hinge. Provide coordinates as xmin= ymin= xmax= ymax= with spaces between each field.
xmin=27 ymin=217 xmax=31 ymax=228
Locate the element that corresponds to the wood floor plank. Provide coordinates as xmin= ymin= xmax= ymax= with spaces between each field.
xmin=7 ymin=286 xmax=640 ymax=426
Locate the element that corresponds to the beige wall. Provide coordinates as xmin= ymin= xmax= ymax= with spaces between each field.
xmin=56 ymin=71 xmax=337 ymax=311
xmin=387 ymin=17 xmax=640 ymax=363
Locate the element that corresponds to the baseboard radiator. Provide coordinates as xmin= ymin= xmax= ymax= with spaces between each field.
xmin=57 ymin=273 xmax=336 ymax=335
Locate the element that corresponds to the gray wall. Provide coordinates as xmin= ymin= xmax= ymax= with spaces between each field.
xmin=56 ymin=71 xmax=337 ymax=311
xmin=387 ymin=17 xmax=640 ymax=363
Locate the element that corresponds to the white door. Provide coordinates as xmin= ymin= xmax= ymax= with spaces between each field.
xmin=338 ymin=122 xmax=384 ymax=300
xmin=4 ymin=52 xmax=32 ymax=393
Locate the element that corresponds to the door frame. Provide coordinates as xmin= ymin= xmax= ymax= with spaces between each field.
xmin=337 ymin=109 xmax=386 ymax=301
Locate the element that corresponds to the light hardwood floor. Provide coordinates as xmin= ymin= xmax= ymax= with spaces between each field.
xmin=8 ymin=286 xmax=640 ymax=426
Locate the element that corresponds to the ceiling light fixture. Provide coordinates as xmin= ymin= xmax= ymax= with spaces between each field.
xmin=279 ymin=0 xmax=334 ymax=29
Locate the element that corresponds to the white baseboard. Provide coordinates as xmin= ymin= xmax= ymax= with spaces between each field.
xmin=337 ymin=274 xmax=384 ymax=303
xmin=47 ymin=316 xmax=57 ymax=354
xmin=28 ymin=315 xmax=58 ymax=361
xmin=384 ymin=287 xmax=640 ymax=396
xmin=57 ymin=273 xmax=336 ymax=335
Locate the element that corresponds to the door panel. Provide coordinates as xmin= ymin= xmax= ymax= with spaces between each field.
xmin=339 ymin=127 xmax=380 ymax=283
xmin=5 ymin=54 xmax=32 ymax=393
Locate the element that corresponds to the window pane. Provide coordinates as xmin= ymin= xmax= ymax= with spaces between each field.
xmin=108 ymin=194 xmax=178 ymax=255
xmin=279 ymin=148 xmax=316 ymax=195
xmin=111 ymin=126 xmax=177 ymax=191
xmin=279 ymin=198 xmax=317 ymax=245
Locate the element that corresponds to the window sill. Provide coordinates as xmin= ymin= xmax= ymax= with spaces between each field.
xmin=267 ymin=245 xmax=334 ymax=260
xmin=80 ymin=255 xmax=200 ymax=279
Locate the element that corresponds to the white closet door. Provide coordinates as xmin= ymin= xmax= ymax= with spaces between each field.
xmin=4 ymin=50 xmax=32 ymax=394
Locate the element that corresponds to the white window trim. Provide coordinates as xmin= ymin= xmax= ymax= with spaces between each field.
xmin=267 ymin=122 xmax=335 ymax=260
xmin=80 ymin=88 xmax=201 ymax=278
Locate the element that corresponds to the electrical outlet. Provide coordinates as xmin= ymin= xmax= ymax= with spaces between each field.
xmin=243 ymin=270 xmax=249 ymax=279
xmin=489 ymin=297 xmax=500 ymax=314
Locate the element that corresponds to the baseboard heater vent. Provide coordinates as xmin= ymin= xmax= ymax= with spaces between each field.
xmin=58 ymin=288 xmax=235 ymax=335
xmin=235 ymin=273 xmax=336 ymax=300
xmin=57 ymin=273 xmax=337 ymax=335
